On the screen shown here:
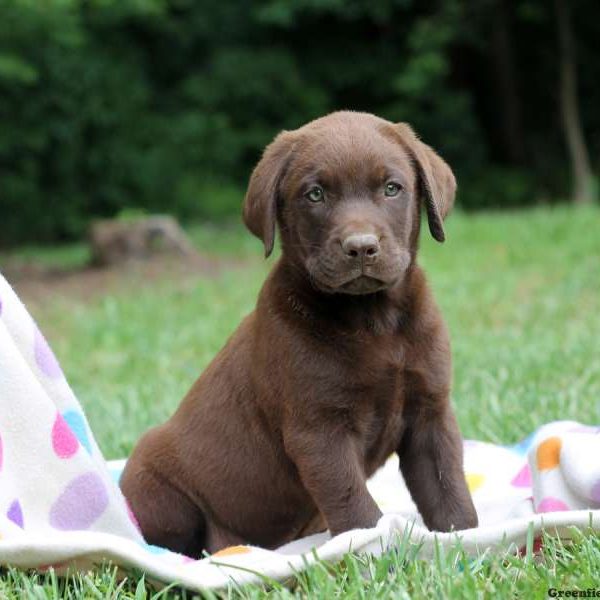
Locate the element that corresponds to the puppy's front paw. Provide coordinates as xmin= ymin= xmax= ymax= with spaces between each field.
xmin=426 ymin=504 xmax=478 ymax=532
xmin=330 ymin=505 xmax=383 ymax=536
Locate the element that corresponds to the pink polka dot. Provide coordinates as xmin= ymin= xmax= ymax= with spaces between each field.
xmin=181 ymin=555 xmax=196 ymax=564
xmin=511 ymin=464 xmax=532 ymax=488
xmin=536 ymin=497 xmax=570 ymax=513
xmin=591 ymin=481 xmax=600 ymax=504
xmin=34 ymin=326 xmax=63 ymax=379
xmin=126 ymin=499 xmax=141 ymax=533
xmin=52 ymin=412 xmax=79 ymax=459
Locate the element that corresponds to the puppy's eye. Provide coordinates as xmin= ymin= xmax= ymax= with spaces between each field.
xmin=384 ymin=182 xmax=402 ymax=197
xmin=306 ymin=186 xmax=324 ymax=203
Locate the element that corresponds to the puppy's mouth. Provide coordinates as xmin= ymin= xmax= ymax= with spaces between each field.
xmin=306 ymin=250 xmax=410 ymax=296
xmin=312 ymin=272 xmax=394 ymax=296
xmin=338 ymin=275 xmax=388 ymax=295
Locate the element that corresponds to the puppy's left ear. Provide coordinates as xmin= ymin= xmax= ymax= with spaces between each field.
xmin=394 ymin=123 xmax=456 ymax=243
xmin=243 ymin=131 xmax=295 ymax=257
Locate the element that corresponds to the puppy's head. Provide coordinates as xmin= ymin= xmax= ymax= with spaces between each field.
xmin=243 ymin=111 xmax=455 ymax=295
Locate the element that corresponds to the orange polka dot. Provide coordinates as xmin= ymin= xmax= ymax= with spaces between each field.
xmin=536 ymin=436 xmax=562 ymax=471
xmin=465 ymin=473 xmax=485 ymax=493
xmin=212 ymin=545 xmax=251 ymax=557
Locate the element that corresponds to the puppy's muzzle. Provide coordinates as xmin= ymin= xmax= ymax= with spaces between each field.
xmin=341 ymin=233 xmax=380 ymax=265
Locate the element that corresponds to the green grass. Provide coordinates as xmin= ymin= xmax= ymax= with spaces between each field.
xmin=0 ymin=242 xmax=91 ymax=271
xmin=0 ymin=220 xmax=255 ymax=269
xmin=4 ymin=205 xmax=600 ymax=598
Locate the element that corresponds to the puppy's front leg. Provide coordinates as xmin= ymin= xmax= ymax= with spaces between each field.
xmin=397 ymin=406 xmax=478 ymax=531
xmin=284 ymin=427 xmax=382 ymax=536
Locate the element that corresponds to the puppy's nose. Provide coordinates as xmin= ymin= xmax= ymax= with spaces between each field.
xmin=341 ymin=234 xmax=380 ymax=261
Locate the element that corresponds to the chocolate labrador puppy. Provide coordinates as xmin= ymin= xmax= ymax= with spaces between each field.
xmin=120 ymin=111 xmax=478 ymax=557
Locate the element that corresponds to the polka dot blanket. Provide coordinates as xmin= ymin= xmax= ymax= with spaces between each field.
xmin=0 ymin=272 xmax=598 ymax=592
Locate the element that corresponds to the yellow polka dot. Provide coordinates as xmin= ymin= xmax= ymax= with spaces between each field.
xmin=465 ymin=473 xmax=485 ymax=493
xmin=212 ymin=545 xmax=251 ymax=557
xmin=536 ymin=436 xmax=562 ymax=471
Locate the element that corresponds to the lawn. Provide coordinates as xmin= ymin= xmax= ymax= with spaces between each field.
xmin=1 ymin=205 xmax=599 ymax=598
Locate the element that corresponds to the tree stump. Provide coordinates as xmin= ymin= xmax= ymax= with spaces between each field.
xmin=89 ymin=216 xmax=198 ymax=267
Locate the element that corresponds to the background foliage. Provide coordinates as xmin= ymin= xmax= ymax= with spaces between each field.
xmin=1 ymin=0 xmax=599 ymax=245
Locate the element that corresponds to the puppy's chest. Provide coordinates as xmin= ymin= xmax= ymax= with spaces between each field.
xmin=356 ymin=368 xmax=407 ymax=469
xmin=337 ymin=338 xmax=408 ymax=453
xmin=341 ymin=333 xmax=407 ymax=392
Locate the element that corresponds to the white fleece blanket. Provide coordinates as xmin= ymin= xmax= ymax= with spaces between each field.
xmin=0 ymin=271 xmax=598 ymax=592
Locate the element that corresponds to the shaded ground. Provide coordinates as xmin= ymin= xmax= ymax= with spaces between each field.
xmin=2 ymin=220 xmax=262 ymax=306
xmin=2 ymin=254 xmax=246 ymax=306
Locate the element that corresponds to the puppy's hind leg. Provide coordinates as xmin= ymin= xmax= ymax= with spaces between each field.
xmin=120 ymin=465 xmax=207 ymax=559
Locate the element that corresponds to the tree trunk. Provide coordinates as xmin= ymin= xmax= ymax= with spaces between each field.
xmin=554 ymin=0 xmax=595 ymax=204
xmin=491 ymin=0 xmax=526 ymax=165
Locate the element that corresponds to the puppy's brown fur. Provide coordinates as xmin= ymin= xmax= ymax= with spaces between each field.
xmin=120 ymin=111 xmax=478 ymax=557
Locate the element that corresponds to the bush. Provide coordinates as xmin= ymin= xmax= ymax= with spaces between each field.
xmin=459 ymin=168 xmax=541 ymax=211
xmin=0 ymin=0 xmax=596 ymax=246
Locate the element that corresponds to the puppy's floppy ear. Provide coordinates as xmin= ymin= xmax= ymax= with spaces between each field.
xmin=243 ymin=131 xmax=295 ymax=257
xmin=394 ymin=123 xmax=456 ymax=243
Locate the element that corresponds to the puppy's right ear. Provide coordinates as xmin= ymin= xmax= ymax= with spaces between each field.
xmin=243 ymin=131 xmax=295 ymax=257
xmin=394 ymin=123 xmax=456 ymax=243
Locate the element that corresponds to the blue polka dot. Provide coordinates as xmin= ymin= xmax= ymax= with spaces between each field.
xmin=145 ymin=543 xmax=169 ymax=555
xmin=108 ymin=467 xmax=123 ymax=485
xmin=509 ymin=432 xmax=536 ymax=456
xmin=62 ymin=410 xmax=92 ymax=454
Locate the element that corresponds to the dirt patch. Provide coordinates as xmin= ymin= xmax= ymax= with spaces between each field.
xmin=3 ymin=253 xmax=251 ymax=306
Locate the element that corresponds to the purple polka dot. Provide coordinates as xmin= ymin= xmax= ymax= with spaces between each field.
xmin=7 ymin=499 xmax=24 ymax=528
xmin=511 ymin=464 xmax=532 ymax=488
xmin=49 ymin=472 xmax=108 ymax=530
xmin=568 ymin=425 xmax=600 ymax=434
xmin=591 ymin=481 xmax=600 ymax=504
xmin=0 ymin=293 xmax=3 ymax=316
xmin=536 ymin=497 xmax=570 ymax=513
xmin=34 ymin=326 xmax=63 ymax=379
